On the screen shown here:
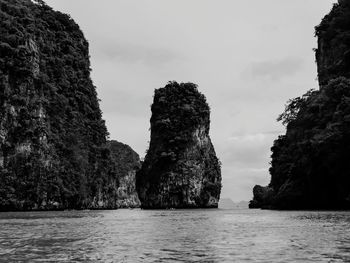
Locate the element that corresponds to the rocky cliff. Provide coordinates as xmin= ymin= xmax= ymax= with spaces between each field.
xmin=316 ymin=0 xmax=350 ymax=86
xmin=136 ymin=82 xmax=222 ymax=209
xmin=0 ymin=0 xmax=139 ymax=210
xmin=108 ymin=140 xmax=141 ymax=208
xmin=250 ymin=0 xmax=350 ymax=210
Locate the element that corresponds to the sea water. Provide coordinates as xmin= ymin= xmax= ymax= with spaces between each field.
xmin=0 ymin=209 xmax=350 ymax=262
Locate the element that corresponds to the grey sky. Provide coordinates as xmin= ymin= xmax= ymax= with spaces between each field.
xmin=46 ymin=0 xmax=336 ymax=202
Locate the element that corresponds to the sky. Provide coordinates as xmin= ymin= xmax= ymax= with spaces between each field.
xmin=46 ymin=0 xmax=337 ymax=202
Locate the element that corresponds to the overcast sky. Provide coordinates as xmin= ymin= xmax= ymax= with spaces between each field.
xmin=46 ymin=0 xmax=336 ymax=202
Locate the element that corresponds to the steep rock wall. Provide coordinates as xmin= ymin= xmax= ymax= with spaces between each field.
xmin=108 ymin=140 xmax=141 ymax=208
xmin=0 ymin=0 xmax=138 ymax=210
xmin=136 ymin=82 xmax=222 ymax=209
xmin=316 ymin=0 xmax=350 ymax=86
xmin=250 ymin=0 xmax=350 ymax=209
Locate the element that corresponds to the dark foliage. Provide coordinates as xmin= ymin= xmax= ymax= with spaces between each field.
xmin=0 ymin=0 xmax=133 ymax=210
xmin=136 ymin=82 xmax=221 ymax=209
xmin=251 ymin=0 xmax=350 ymax=210
xmin=149 ymin=81 xmax=210 ymax=160
xmin=315 ymin=0 xmax=350 ymax=85
xmin=252 ymin=78 xmax=350 ymax=209
xmin=108 ymin=140 xmax=140 ymax=181
xmin=277 ymin=89 xmax=316 ymax=126
xmin=248 ymin=185 xmax=274 ymax=209
xmin=268 ymin=78 xmax=350 ymax=209
xmin=107 ymin=140 xmax=141 ymax=208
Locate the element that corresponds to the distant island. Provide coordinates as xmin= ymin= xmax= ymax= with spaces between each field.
xmin=219 ymin=199 xmax=248 ymax=209
xmin=250 ymin=0 xmax=350 ymax=210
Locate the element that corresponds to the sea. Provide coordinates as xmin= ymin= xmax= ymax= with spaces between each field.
xmin=0 ymin=208 xmax=350 ymax=262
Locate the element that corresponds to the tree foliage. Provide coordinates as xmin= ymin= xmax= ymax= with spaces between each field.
xmin=277 ymin=89 xmax=316 ymax=126
xmin=264 ymin=78 xmax=350 ymax=209
xmin=0 ymin=0 xmax=132 ymax=210
xmin=315 ymin=0 xmax=350 ymax=85
xmin=137 ymin=82 xmax=221 ymax=208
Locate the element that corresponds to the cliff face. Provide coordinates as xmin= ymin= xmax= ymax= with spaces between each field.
xmin=136 ymin=82 xmax=222 ymax=209
xmin=250 ymin=0 xmax=350 ymax=210
xmin=0 ymin=0 xmax=138 ymax=210
xmin=108 ymin=140 xmax=141 ymax=208
xmin=316 ymin=0 xmax=350 ymax=86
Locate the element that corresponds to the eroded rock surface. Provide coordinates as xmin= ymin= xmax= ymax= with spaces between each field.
xmin=136 ymin=82 xmax=222 ymax=209
xmin=108 ymin=140 xmax=141 ymax=208
xmin=316 ymin=0 xmax=350 ymax=86
xmin=0 ymin=0 xmax=139 ymax=210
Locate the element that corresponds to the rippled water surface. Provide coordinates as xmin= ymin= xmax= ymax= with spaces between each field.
xmin=1 ymin=209 xmax=350 ymax=262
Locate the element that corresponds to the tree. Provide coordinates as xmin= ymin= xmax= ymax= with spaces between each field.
xmin=277 ymin=89 xmax=316 ymax=126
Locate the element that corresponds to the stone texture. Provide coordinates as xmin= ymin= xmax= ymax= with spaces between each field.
xmin=315 ymin=0 xmax=350 ymax=86
xmin=136 ymin=82 xmax=222 ymax=209
xmin=0 ymin=0 xmax=139 ymax=210
xmin=108 ymin=140 xmax=141 ymax=208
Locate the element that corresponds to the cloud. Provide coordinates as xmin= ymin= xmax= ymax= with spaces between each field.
xmin=219 ymin=131 xmax=283 ymax=200
xmin=45 ymin=0 xmax=336 ymax=202
xmin=228 ymin=130 xmax=282 ymax=142
xmin=100 ymin=90 xmax=150 ymax=117
xmin=243 ymin=57 xmax=304 ymax=81
xmin=92 ymin=40 xmax=183 ymax=67
xmin=221 ymin=166 xmax=270 ymax=201
xmin=260 ymin=24 xmax=280 ymax=33
xmin=220 ymin=131 xmax=283 ymax=169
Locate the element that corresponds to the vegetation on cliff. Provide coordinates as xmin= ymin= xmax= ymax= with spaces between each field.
xmin=0 ymin=0 xmax=139 ymax=210
xmin=315 ymin=0 xmax=350 ymax=85
xmin=253 ymin=78 xmax=350 ymax=209
xmin=250 ymin=0 xmax=350 ymax=209
xmin=108 ymin=140 xmax=141 ymax=208
xmin=136 ymin=82 xmax=221 ymax=209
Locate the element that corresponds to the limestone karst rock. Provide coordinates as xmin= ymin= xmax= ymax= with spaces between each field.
xmin=136 ymin=82 xmax=222 ymax=209
xmin=248 ymin=186 xmax=274 ymax=209
xmin=0 ymin=0 xmax=139 ymax=210
xmin=250 ymin=0 xmax=350 ymax=210
xmin=108 ymin=140 xmax=141 ymax=208
xmin=315 ymin=0 xmax=350 ymax=86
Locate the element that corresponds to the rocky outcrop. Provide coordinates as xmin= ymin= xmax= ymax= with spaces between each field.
xmin=136 ymin=82 xmax=222 ymax=209
xmin=249 ymin=186 xmax=274 ymax=209
xmin=250 ymin=0 xmax=350 ymax=210
xmin=108 ymin=140 xmax=141 ymax=208
xmin=315 ymin=0 xmax=350 ymax=86
xmin=0 ymin=0 xmax=138 ymax=211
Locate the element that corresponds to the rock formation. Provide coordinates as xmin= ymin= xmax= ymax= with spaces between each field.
xmin=316 ymin=0 xmax=350 ymax=86
xmin=108 ymin=140 xmax=141 ymax=208
xmin=0 ymin=0 xmax=139 ymax=210
xmin=250 ymin=0 xmax=350 ymax=209
xmin=136 ymin=82 xmax=222 ymax=209
xmin=248 ymin=186 xmax=274 ymax=209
